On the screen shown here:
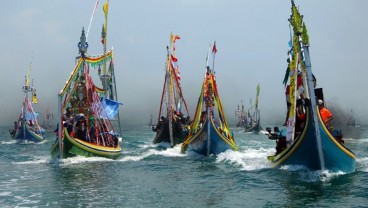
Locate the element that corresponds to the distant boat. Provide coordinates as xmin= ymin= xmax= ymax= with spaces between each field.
xmin=267 ymin=0 xmax=356 ymax=173
xmin=244 ymin=84 xmax=262 ymax=133
xmin=9 ymin=63 xmax=46 ymax=142
xmin=152 ymin=34 xmax=191 ymax=147
xmin=51 ymin=1 xmax=121 ymax=159
xmin=181 ymin=42 xmax=238 ymax=156
xmin=234 ymin=100 xmax=247 ymax=128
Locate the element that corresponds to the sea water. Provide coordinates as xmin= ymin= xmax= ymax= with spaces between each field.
xmin=0 ymin=125 xmax=367 ymax=207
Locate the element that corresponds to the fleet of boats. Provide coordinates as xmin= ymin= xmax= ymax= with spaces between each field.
xmin=6 ymin=0 xmax=358 ymax=174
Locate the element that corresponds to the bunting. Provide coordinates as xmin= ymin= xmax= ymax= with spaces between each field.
xmin=212 ymin=42 xmax=217 ymax=54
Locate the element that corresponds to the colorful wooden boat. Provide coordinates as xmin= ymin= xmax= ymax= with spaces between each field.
xmin=181 ymin=42 xmax=238 ymax=156
xmin=51 ymin=1 xmax=121 ymax=159
xmin=267 ymin=0 xmax=356 ymax=173
xmin=152 ymin=34 xmax=191 ymax=147
xmin=9 ymin=63 xmax=45 ymax=142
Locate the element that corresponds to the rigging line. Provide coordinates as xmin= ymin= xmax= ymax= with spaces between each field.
xmin=86 ymin=0 xmax=100 ymax=41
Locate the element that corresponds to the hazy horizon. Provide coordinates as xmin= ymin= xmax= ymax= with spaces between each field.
xmin=1 ymin=0 xmax=367 ymax=128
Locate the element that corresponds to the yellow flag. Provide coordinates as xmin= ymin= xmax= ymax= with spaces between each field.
xmin=32 ymin=95 xmax=38 ymax=104
xmin=103 ymin=1 xmax=109 ymax=18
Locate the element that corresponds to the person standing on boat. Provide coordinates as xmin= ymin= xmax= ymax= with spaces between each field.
xmin=295 ymin=102 xmax=306 ymax=137
xmin=318 ymin=100 xmax=333 ymax=129
xmin=62 ymin=107 xmax=74 ymax=134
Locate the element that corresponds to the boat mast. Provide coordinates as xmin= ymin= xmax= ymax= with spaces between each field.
xmin=167 ymin=35 xmax=174 ymax=147
xmin=100 ymin=0 xmax=109 ymax=98
xmin=290 ymin=0 xmax=325 ymax=170
xmin=206 ymin=42 xmax=212 ymax=156
xmin=23 ymin=76 xmax=27 ymax=140
xmin=98 ymin=0 xmax=122 ymax=136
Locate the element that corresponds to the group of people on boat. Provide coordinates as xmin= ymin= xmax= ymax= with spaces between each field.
xmin=61 ymin=107 xmax=118 ymax=148
xmin=267 ymin=65 xmax=344 ymax=155
xmin=152 ymin=110 xmax=191 ymax=134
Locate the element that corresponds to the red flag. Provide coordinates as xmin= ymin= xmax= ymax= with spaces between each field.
xmin=172 ymin=35 xmax=181 ymax=43
xmin=212 ymin=42 xmax=217 ymax=54
xmin=171 ymin=55 xmax=178 ymax=62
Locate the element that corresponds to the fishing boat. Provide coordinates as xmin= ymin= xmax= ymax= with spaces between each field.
xmin=235 ymin=100 xmax=247 ymax=128
xmin=181 ymin=42 xmax=238 ymax=156
xmin=244 ymin=84 xmax=262 ymax=133
xmin=9 ymin=63 xmax=46 ymax=143
xmin=267 ymin=0 xmax=356 ymax=173
xmin=152 ymin=34 xmax=191 ymax=147
xmin=51 ymin=0 xmax=121 ymax=159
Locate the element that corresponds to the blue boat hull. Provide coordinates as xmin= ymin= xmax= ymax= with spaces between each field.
xmin=182 ymin=118 xmax=237 ymax=156
xmin=269 ymin=106 xmax=356 ymax=173
xmin=13 ymin=124 xmax=45 ymax=143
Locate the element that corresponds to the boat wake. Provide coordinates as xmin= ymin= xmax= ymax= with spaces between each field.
xmin=280 ymin=165 xmax=347 ymax=182
xmin=0 ymin=140 xmax=17 ymax=144
xmin=118 ymin=143 xmax=184 ymax=162
xmin=58 ymin=156 xmax=114 ymax=165
xmin=216 ymin=147 xmax=274 ymax=171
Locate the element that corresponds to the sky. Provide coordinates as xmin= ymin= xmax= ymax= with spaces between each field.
xmin=0 ymin=0 xmax=367 ymax=127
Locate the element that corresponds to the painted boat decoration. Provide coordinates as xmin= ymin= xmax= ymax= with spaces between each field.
xmin=181 ymin=42 xmax=238 ymax=156
xmin=152 ymin=34 xmax=191 ymax=147
xmin=267 ymin=0 xmax=356 ymax=173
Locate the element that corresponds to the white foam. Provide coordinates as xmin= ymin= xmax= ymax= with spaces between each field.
xmin=357 ymin=157 xmax=368 ymax=172
xmin=58 ymin=155 xmax=113 ymax=165
xmin=280 ymin=165 xmax=347 ymax=182
xmin=0 ymin=192 xmax=12 ymax=196
xmin=0 ymin=140 xmax=17 ymax=144
xmin=12 ymin=156 xmax=50 ymax=165
xmin=216 ymin=147 xmax=274 ymax=171
xmin=119 ymin=143 xmax=184 ymax=162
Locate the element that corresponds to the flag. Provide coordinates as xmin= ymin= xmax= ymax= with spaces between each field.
xmin=101 ymin=24 xmax=106 ymax=44
xmin=25 ymin=112 xmax=39 ymax=121
xmin=32 ymin=94 xmax=38 ymax=104
xmin=171 ymin=34 xmax=180 ymax=43
xmin=103 ymin=1 xmax=108 ymax=18
xmin=212 ymin=42 xmax=217 ymax=54
xmin=171 ymin=34 xmax=180 ymax=51
xmin=171 ymin=54 xmax=178 ymax=62
xmin=288 ymin=24 xmax=293 ymax=48
xmin=101 ymin=97 xmax=122 ymax=119
xmin=255 ymin=84 xmax=260 ymax=109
